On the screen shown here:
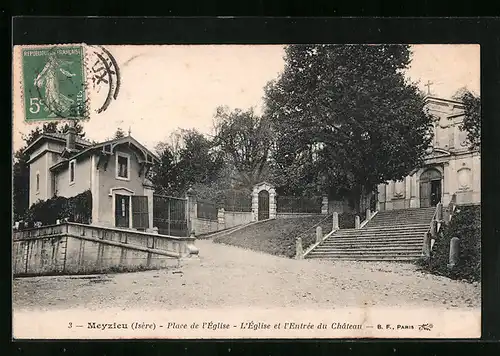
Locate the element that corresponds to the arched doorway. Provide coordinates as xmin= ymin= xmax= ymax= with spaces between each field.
xmin=419 ymin=168 xmax=442 ymax=208
xmin=258 ymin=190 xmax=270 ymax=220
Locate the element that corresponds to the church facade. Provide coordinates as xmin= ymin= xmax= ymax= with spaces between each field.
xmin=376 ymin=96 xmax=481 ymax=211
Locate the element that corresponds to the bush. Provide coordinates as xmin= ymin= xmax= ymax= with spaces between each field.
xmin=23 ymin=190 xmax=92 ymax=227
xmin=339 ymin=212 xmax=356 ymax=229
xmin=419 ymin=205 xmax=481 ymax=282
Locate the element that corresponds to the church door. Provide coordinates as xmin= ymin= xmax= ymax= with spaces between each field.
xmin=258 ymin=190 xmax=270 ymax=220
xmin=420 ymin=181 xmax=431 ymax=208
xmin=419 ymin=168 xmax=442 ymax=208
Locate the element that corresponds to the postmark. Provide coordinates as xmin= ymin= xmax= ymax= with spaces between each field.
xmin=22 ymin=45 xmax=88 ymax=122
xmin=85 ymin=45 xmax=121 ymax=114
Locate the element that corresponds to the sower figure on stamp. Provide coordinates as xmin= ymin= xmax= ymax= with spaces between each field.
xmin=34 ymin=53 xmax=76 ymax=116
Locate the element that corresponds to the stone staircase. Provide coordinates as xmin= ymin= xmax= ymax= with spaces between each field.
xmin=306 ymin=207 xmax=436 ymax=262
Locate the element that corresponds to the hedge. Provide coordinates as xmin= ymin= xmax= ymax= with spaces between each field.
xmin=22 ymin=190 xmax=92 ymax=227
xmin=417 ymin=205 xmax=481 ymax=282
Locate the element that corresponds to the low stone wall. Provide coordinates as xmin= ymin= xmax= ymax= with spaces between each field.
xmin=190 ymin=217 xmax=219 ymax=236
xmin=225 ymin=211 xmax=253 ymax=228
xmin=12 ymin=223 xmax=198 ymax=277
xmin=276 ymin=213 xmax=323 ymax=219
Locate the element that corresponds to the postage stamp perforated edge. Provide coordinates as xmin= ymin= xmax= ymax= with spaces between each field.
xmin=14 ymin=43 xmax=99 ymax=125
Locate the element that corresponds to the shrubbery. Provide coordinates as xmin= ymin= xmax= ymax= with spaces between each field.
xmin=22 ymin=190 xmax=92 ymax=227
xmin=418 ymin=205 xmax=481 ymax=282
xmin=339 ymin=212 xmax=356 ymax=229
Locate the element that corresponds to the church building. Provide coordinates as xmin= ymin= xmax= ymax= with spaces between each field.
xmin=376 ymin=95 xmax=481 ymax=211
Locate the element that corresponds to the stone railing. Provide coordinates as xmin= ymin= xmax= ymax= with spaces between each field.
xmin=359 ymin=208 xmax=377 ymax=229
xmin=422 ymin=202 xmax=447 ymax=260
xmin=13 ymin=222 xmax=199 ymax=259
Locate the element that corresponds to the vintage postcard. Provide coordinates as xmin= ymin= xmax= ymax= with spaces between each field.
xmin=12 ymin=43 xmax=481 ymax=339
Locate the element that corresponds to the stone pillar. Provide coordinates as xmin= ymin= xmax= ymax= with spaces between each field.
xmin=443 ymin=163 xmax=451 ymax=206
xmin=448 ymin=237 xmax=460 ymax=268
xmin=405 ymin=176 xmax=411 ymax=204
xmin=143 ymin=184 xmax=155 ymax=231
xmin=316 ymin=226 xmax=323 ymax=244
xmin=422 ymin=232 xmax=431 ymax=260
xmin=217 ymin=207 xmax=225 ymax=231
xmin=332 ymin=212 xmax=339 ymax=230
xmin=355 ymin=215 xmax=360 ymax=229
xmin=436 ymin=202 xmax=443 ymax=221
xmin=186 ymin=188 xmax=197 ymax=235
xmin=269 ymin=188 xmax=277 ymax=219
xmin=430 ymin=220 xmax=437 ymax=238
xmin=321 ymin=196 xmax=328 ymax=214
xmin=365 ymin=209 xmax=371 ymax=221
xmin=251 ymin=188 xmax=259 ymax=222
xmin=295 ymin=236 xmax=304 ymax=260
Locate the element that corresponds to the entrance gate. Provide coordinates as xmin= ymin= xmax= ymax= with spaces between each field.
xmin=258 ymin=190 xmax=270 ymax=220
xmin=153 ymin=195 xmax=189 ymax=236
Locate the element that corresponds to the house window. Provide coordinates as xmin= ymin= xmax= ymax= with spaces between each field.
xmin=116 ymin=153 xmax=130 ymax=180
xmin=69 ymin=159 xmax=76 ymax=184
xmin=36 ymin=172 xmax=40 ymax=193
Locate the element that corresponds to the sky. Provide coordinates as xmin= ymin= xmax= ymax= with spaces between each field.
xmin=12 ymin=44 xmax=480 ymax=152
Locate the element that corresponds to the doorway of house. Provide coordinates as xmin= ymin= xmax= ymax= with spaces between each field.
xmin=258 ymin=190 xmax=270 ymax=220
xmin=115 ymin=194 xmax=130 ymax=228
xmin=419 ymin=168 xmax=442 ymax=208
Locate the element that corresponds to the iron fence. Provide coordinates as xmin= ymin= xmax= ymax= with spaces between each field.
xmin=197 ymin=199 xmax=218 ymax=220
xmin=277 ymin=196 xmax=322 ymax=214
xmin=153 ymin=195 xmax=188 ymax=237
xmin=224 ymin=190 xmax=252 ymax=212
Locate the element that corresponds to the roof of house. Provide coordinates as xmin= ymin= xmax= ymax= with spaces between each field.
xmin=49 ymin=135 xmax=160 ymax=171
xmin=23 ymin=132 xmax=92 ymax=155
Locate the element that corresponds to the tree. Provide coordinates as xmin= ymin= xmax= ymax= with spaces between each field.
xmin=454 ymin=89 xmax=480 ymax=151
xmin=264 ymin=45 xmax=433 ymax=212
xmin=213 ymin=106 xmax=273 ymax=188
xmin=151 ymin=128 xmax=224 ymax=197
xmin=114 ymin=127 xmax=126 ymax=139
xmin=13 ymin=121 xmax=86 ymax=220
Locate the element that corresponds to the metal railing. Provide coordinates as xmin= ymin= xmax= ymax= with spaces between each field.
xmin=277 ymin=196 xmax=322 ymax=214
xmin=153 ymin=195 xmax=189 ymax=237
xmin=196 ymin=199 xmax=218 ymax=221
xmin=224 ymin=190 xmax=252 ymax=212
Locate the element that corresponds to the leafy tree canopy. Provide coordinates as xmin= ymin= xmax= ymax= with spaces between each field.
xmin=264 ymin=44 xmax=433 ymax=211
xmin=453 ymin=88 xmax=480 ymax=151
xmin=213 ymin=106 xmax=273 ymax=188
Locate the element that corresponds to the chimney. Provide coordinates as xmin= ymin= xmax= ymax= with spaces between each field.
xmin=66 ymin=124 xmax=76 ymax=150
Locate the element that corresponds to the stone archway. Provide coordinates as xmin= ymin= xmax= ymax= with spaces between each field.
xmin=252 ymin=182 xmax=276 ymax=221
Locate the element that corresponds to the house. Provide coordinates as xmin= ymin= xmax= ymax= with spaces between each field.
xmin=24 ymin=125 xmax=160 ymax=230
xmin=377 ymin=96 xmax=481 ymax=210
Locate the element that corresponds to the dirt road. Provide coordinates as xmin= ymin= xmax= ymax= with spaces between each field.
xmin=13 ymin=240 xmax=480 ymax=311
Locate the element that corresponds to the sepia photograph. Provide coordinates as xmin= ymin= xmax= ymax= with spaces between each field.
xmin=12 ymin=42 xmax=481 ymax=339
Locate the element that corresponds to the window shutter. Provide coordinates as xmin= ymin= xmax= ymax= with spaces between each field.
xmin=132 ymin=195 xmax=149 ymax=229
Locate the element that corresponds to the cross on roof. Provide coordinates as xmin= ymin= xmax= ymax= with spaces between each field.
xmin=424 ymin=80 xmax=434 ymax=95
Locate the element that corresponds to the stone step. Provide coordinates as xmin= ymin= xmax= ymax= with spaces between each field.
xmin=308 ymin=250 xmax=421 ymax=257
xmin=332 ymin=233 xmax=426 ymax=240
xmin=365 ymin=222 xmax=431 ymax=228
xmin=324 ymin=235 xmax=423 ymax=242
xmin=316 ymin=239 xmax=423 ymax=249
xmin=339 ymin=224 xmax=429 ymax=232
xmin=306 ymin=255 xmax=420 ymax=261
xmin=312 ymin=246 xmax=421 ymax=253
xmin=332 ymin=228 xmax=429 ymax=236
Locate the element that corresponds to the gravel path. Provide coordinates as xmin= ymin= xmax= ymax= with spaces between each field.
xmin=13 ymin=240 xmax=480 ymax=312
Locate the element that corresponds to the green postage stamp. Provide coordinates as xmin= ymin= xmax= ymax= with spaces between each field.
xmin=21 ymin=45 xmax=87 ymax=121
